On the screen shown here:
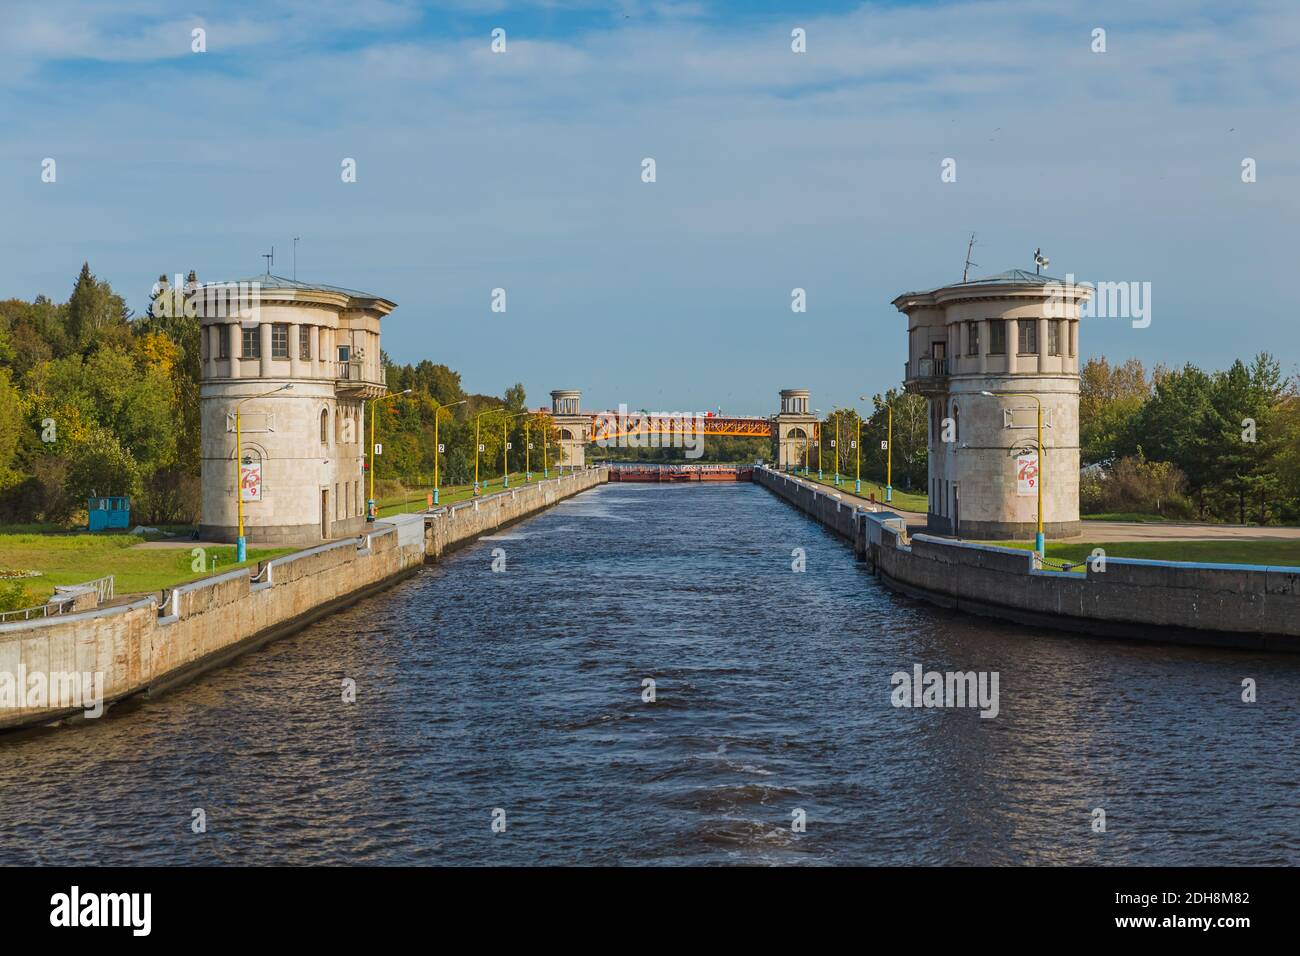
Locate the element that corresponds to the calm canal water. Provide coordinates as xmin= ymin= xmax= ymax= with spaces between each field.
xmin=2 ymin=482 xmax=1297 ymax=865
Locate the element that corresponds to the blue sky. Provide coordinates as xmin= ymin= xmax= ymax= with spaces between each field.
xmin=2 ymin=0 xmax=1297 ymax=414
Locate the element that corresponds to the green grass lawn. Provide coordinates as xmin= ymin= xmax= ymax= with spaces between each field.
xmin=795 ymin=472 xmax=929 ymax=513
xmin=0 ymin=521 xmax=68 ymax=534
xmin=985 ymin=539 xmax=1300 ymax=570
xmin=0 ymin=533 xmax=291 ymax=603
xmin=376 ymin=471 xmax=568 ymax=517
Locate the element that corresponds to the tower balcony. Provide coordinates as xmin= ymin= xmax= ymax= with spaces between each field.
xmin=904 ymin=356 xmax=948 ymax=395
xmin=334 ymin=359 xmax=387 ymax=399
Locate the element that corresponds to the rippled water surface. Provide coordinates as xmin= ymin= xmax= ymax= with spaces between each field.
xmin=2 ymin=482 xmax=1297 ymax=865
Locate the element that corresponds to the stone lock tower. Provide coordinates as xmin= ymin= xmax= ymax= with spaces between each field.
xmin=197 ymin=272 xmax=395 ymax=547
xmin=550 ymin=389 xmax=590 ymax=468
xmin=891 ymin=269 xmax=1090 ymax=540
xmin=773 ymin=388 xmax=818 ymax=471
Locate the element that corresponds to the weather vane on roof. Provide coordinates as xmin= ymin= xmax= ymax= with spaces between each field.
xmin=262 ymin=246 xmax=274 ymax=274
xmin=963 ymin=233 xmax=978 ymax=282
xmin=1033 ymin=247 xmax=1050 ymax=275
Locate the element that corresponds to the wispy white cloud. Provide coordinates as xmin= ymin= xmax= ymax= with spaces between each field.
xmin=1 ymin=0 xmax=1297 ymax=408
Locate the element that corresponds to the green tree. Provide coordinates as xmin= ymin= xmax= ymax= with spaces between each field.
xmin=66 ymin=425 xmax=140 ymax=504
xmin=65 ymin=262 xmax=129 ymax=350
xmin=0 ymin=368 xmax=23 ymax=480
xmin=1079 ymin=357 xmax=1149 ymax=463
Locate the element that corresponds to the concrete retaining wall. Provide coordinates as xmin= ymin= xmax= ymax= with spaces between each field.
xmin=425 ymin=468 xmax=606 ymax=558
xmin=755 ymin=469 xmax=863 ymax=541
xmin=0 ymin=467 xmax=608 ymax=730
xmin=755 ymin=466 xmax=1300 ymax=652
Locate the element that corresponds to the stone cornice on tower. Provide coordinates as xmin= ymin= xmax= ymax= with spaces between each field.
xmin=892 ymin=270 xmax=1092 ymax=313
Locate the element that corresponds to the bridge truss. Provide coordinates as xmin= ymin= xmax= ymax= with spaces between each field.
xmin=588 ymin=413 xmax=774 ymax=442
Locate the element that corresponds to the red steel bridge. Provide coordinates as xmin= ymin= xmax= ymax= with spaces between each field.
xmin=587 ymin=412 xmax=789 ymax=442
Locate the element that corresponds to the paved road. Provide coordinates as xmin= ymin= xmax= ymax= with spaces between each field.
xmin=793 ymin=477 xmax=1300 ymax=542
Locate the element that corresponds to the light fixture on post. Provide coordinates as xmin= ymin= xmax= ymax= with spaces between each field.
xmin=814 ymin=408 xmax=823 ymax=480
xmin=368 ymin=388 xmax=412 ymax=522
xmin=873 ymin=398 xmax=893 ymax=503
xmin=432 ymin=398 xmax=467 ymax=504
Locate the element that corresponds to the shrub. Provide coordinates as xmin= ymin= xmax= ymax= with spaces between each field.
xmin=0 ymin=578 xmax=42 ymax=613
xmin=136 ymin=468 xmax=200 ymax=525
xmin=1082 ymin=452 xmax=1196 ymax=518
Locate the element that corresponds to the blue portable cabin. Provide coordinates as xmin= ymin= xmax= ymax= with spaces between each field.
xmin=87 ymin=496 xmax=131 ymax=531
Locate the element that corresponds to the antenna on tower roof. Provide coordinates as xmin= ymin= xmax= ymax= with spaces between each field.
xmin=962 ymin=233 xmax=978 ymax=282
xmin=262 ymin=246 xmax=274 ymax=274
xmin=1033 ymin=247 xmax=1050 ymax=275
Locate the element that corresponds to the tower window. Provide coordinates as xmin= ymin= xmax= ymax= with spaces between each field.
xmin=1048 ymin=321 xmax=1061 ymax=355
xmin=300 ymin=326 xmax=311 ymax=360
xmin=967 ymin=321 xmax=979 ymax=355
xmin=988 ymin=320 xmax=1006 ymax=354
xmin=1017 ymin=320 xmax=1038 ymax=355
xmin=242 ymin=327 xmax=261 ymax=358
xmin=218 ymin=327 xmax=229 ymax=359
xmin=272 ymin=324 xmax=289 ymax=358
xmin=321 ymin=409 xmax=329 ymax=444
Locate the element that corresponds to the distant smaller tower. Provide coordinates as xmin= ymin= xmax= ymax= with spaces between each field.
xmin=773 ymin=389 xmax=817 ymax=471
xmin=550 ymin=389 xmax=590 ymax=467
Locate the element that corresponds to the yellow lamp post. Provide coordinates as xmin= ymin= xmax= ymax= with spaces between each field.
xmin=368 ymin=388 xmax=412 ymax=521
xmin=831 ymin=405 xmax=844 ymax=487
xmin=814 ymin=408 xmax=823 ymax=480
xmin=432 ymin=398 xmax=467 ymax=504
xmin=982 ymin=390 xmax=1045 ymax=556
xmin=873 ymin=399 xmax=894 ymax=504
xmin=502 ymin=411 xmax=531 ymax=488
xmin=853 ymin=394 xmax=875 ymax=495
xmin=542 ymin=416 xmax=550 ymax=478
xmin=853 ymin=400 xmax=865 ymax=495
xmin=234 ymin=383 xmax=292 ymax=561
xmin=473 ymin=408 xmax=496 ymax=494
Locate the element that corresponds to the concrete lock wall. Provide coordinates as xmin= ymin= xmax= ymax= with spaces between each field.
xmin=758 ymin=469 xmax=862 ymax=540
xmin=754 ymin=466 xmax=1300 ymax=652
xmin=0 ymin=467 xmax=608 ymax=731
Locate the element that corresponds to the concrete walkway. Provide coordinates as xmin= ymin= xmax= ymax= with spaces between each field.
xmin=1070 ymin=521 xmax=1300 ymax=542
xmin=791 ymin=475 xmax=1300 ymax=542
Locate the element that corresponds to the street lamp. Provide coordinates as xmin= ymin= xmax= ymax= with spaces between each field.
xmin=501 ymin=413 xmax=533 ymax=481
xmin=432 ymin=398 xmax=467 ymax=504
xmin=234 ymin=383 xmax=293 ymax=562
xmin=498 ymin=411 xmax=536 ymax=488
xmin=873 ymin=398 xmax=894 ymax=503
xmin=542 ymin=415 xmax=551 ymax=478
xmin=831 ymin=404 xmax=844 ymax=487
xmin=475 ymin=408 xmax=509 ymax=494
xmin=525 ymin=418 xmax=532 ymax=482
xmin=982 ymin=389 xmax=1045 ymax=557
xmin=473 ymin=408 xmax=497 ymax=494
xmin=814 ymin=408 xmax=823 ymax=480
xmin=854 ymin=395 xmax=872 ymax=495
xmin=368 ymin=388 xmax=412 ymax=521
